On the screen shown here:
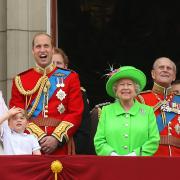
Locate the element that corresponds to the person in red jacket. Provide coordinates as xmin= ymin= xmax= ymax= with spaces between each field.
xmin=52 ymin=47 xmax=91 ymax=154
xmin=137 ymin=57 xmax=180 ymax=156
xmin=9 ymin=33 xmax=84 ymax=155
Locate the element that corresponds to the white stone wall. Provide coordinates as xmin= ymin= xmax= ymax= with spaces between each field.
xmin=0 ymin=0 xmax=7 ymax=102
xmin=0 ymin=0 xmax=47 ymax=106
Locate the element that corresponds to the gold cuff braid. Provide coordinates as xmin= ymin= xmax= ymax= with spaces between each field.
xmin=52 ymin=121 xmax=73 ymax=142
xmin=26 ymin=122 xmax=46 ymax=141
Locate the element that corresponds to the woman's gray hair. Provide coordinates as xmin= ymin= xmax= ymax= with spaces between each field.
xmin=113 ymin=80 xmax=141 ymax=98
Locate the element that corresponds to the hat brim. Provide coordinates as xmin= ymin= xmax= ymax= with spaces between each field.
xmin=106 ymin=67 xmax=146 ymax=98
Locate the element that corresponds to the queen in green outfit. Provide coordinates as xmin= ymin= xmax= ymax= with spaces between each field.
xmin=94 ymin=66 xmax=160 ymax=156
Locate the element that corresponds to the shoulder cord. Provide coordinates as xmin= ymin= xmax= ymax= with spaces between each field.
xmin=15 ymin=75 xmax=49 ymax=118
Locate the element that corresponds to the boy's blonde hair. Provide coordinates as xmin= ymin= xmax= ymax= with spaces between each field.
xmin=9 ymin=108 xmax=28 ymax=121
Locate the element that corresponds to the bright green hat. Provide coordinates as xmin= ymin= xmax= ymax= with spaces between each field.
xmin=106 ymin=66 xmax=146 ymax=98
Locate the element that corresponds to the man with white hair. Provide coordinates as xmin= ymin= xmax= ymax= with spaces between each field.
xmin=137 ymin=57 xmax=180 ymax=156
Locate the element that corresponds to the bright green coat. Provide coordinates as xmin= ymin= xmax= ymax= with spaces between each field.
xmin=94 ymin=100 xmax=160 ymax=156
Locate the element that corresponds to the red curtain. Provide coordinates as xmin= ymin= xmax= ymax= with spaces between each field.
xmin=0 ymin=155 xmax=179 ymax=180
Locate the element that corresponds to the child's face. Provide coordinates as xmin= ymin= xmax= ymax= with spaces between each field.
xmin=9 ymin=112 xmax=27 ymax=133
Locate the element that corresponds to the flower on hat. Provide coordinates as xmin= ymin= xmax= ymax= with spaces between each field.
xmin=104 ymin=64 xmax=119 ymax=78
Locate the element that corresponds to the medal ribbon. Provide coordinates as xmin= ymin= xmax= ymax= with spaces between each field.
xmin=28 ymin=69 xmax=71 ymax=118
xmin=157 ymin=95 xmax=180 ymax=132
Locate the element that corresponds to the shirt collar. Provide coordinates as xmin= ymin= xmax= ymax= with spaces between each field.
xmin=114 ymin=99 xmax=140 ymax=116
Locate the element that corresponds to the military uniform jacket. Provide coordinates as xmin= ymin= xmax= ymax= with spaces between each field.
xmin=94 ymin=100 xmax=160 ymax=156
xmin=9 ymin=66 xmax=84 ymax=155
xmin=137 ymin=89 xmax=180 ymax=156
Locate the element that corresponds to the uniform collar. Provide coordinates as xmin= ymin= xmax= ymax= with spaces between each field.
xmin=114 ymin=99 xmax=140 ymax=116
xmin=152 ymin=82 xmax=172 ymax=96
xmin=34 ymin=63 xmax=55 ymax=75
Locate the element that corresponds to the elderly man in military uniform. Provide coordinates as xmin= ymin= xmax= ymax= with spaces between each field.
xmin=137 ymin=57 xmax=180 ymax=156
xmin=9 ymin=33 xmax=84 ymax=155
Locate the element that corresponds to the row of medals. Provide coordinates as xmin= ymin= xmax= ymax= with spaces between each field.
xmin=56 ymin=77 xmax=66 ymax=114
xmin=160 ymin=100 xmax=180 ymax=134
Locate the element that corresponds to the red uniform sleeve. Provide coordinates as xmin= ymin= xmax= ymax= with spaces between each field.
xmin=61 ymin=72 xmax=84 ymax=137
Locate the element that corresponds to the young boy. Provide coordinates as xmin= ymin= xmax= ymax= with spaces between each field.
xmin=0 ymin=107 xmax=41 ymax=155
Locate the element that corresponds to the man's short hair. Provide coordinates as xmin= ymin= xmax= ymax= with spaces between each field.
xmin=32 ymin=32 xmax=53 ymax=48
xmin=152 ymin=57 xmax=177 ymax=73
xmin=9 ymin=108 xmax=28 ymax=121
xmin=54 ymin=48 xmax=69 ymax=66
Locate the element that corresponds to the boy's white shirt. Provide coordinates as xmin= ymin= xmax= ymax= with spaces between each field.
xmin=0 ymin=121 xmax=41 ymax=155
xmin=0 ymin=91 xmax=40 ymax=155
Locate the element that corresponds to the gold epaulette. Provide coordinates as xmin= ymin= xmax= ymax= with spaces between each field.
xmin=137 ymin=94 xmax=145 ymax=104
xmin=94 ymin=102 xmax=110 ymax=120
xmin=98 ymin=107 xmax=102 ymax=119
xmin=139 ymin=90 xmax=152 ymax=94
xmin=95 ymin=102 xmax=111 ymax=108
xmin=52 ymin=121 xmax=73 ymax=142
xmin=26 ymin=122 xmax=46 ymax=141
xmin=137 ymin=90 xmax=152 ymax=104
xmin=138 ymin=90 xmax=164 ymax=112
